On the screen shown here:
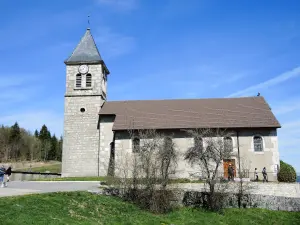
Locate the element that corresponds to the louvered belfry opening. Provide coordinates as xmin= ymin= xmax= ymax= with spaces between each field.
xmin=86 ymin=74 xmax=92 ymax=87
xmin=76 ymin=74 xmax=82 ymax=87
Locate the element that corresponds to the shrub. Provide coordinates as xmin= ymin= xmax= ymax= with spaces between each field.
xmin=278 ymin=160 xmax=297 ymax=182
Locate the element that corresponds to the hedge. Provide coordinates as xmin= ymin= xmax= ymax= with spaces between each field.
xmin=277 ymin=160 xmax=297 ymax=182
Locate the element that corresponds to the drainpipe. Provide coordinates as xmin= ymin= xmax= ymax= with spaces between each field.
xmin=98 ymin=121 xmax=101 ymax=177
xmin=236 ymin=130 xmax=241 ymax=179
xmin=98 ymin=101 xmax=106 ymax=177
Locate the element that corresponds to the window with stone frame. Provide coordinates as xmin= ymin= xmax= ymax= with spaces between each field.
xmin=132 ymin=137 xmax=140 ymax=153
xmin=224 ymin=136 xmax=233 ymax=152
xmin=194 ymin=137 xmax=203 ymax=150
xmin=86 ymin=74 xmax=92 ymax=87
xmin=254 ymin=136 xmax=263 ymax=152
xmin=164 ymin=137 xmax=173 ymax=150
xmin=76 ymin=74 xmax=82 ymax=88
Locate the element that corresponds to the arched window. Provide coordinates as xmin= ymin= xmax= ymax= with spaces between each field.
xmin=132 ymin=138 xmax=140 ymax=153
xmin=224 ymin=137 xmax=233 ymax=152
xmin=76 ymin=74 xmax=82 ymax=87
xmin=86 ymin=74 xmax=92 ymax=87
xmin=164 ymin=137 xmax=173 ymax=146
xmin=254 ymin=136 xmax=263 ymax=152
xmin=194 ymin=137 xmax=203 ymax=150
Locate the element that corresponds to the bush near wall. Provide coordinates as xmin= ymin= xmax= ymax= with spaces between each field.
xmin=278 ymin=160 xmax=297 ymax=183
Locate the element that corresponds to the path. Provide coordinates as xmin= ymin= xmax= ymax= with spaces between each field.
xmin=0 ymin=181 xmax=99 ymax=197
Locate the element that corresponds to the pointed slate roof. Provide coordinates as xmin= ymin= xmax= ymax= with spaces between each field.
xmin=65 ymin=28 xmax=105 ymax=65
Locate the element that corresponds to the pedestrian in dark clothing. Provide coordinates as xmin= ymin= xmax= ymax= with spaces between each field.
xmin=262 ymin=167 xmax=268 ymax=182
xmin=254 ymin=168 xmax=258 ymax=181
xmin=5 ymin=166 xmax=12 ymax=185
xmin=0 ymin=165 xmax=6 ymax=188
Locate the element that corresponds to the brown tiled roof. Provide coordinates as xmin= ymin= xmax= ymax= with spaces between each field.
xmin=99 ymin=97 xmax=281 ymax=131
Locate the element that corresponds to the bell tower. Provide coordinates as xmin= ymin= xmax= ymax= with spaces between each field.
xmin=61 ymin=28 xmax=109 ymax=177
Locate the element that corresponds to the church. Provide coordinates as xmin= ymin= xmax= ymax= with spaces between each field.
xmin=61 ymin=28 xmax=281 ymax=181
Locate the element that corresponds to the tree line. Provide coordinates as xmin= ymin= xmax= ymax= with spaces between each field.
xmin=0 ymin=122 xmax=62 ymax=162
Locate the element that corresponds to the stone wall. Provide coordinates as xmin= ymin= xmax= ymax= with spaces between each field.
xmin=112 ymin=129 xmax=280 ymax=181
xmin=98 ymin=116 xmax=115 ymax=176
xmin=62 ymin=63 xmax=105 ymax=177
xmin=182 ymin=191 xmax=300 ymax=212
xmin=95 ymin=182 xmax=300 ymax=212
xmin=171 ymin=182 xmax=300 ymax=198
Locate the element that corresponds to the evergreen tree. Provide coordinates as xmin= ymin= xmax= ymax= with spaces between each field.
xmin=0 ymin=123 xmax=62 ymax=162
xmin=34 ymin=129 xmax=39 ymax=138
xmin=39 ymin=125 xmax=52 ymax=161
xmin=56 ymin=136 xmax=63 ymax=161
xmin=9 ymin=122 xmax=22 ymax=160
xmin=9 ymin=122 xmax=21 ymax=143
xmin=49 ymin=135 xmax=58 ymax=160
xmin=39 ymin=125 xmax=51 ymax=141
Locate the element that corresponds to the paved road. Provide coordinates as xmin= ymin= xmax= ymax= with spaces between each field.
xmin=0 ymin=181 xmax=100 ymax=197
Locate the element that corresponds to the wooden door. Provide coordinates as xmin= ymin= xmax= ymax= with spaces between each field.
xmin=223 ymin=159 xmax=236 ymax=178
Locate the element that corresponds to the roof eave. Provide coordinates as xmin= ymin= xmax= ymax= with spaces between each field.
xmin=111 ymin=125 xmax=282 ymax=131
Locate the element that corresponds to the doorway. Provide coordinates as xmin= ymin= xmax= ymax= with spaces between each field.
xmin=223 ymin=159 xmax=236 ymax=178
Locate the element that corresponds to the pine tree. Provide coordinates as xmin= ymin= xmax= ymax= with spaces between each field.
xmin=39 ymin=125 xmax=52 ymax=161
xmin=49 ymin=135 xmax=58 ymax=160
xmin=9 ymin=122 xmax=21 ymax=143
xmin=56 ymin=136 xmax=63 ymax=161
xmin=9 ymin=122 xmax=22 ymax=160
xmin=34 ymin=129 xmax=39 ymax=138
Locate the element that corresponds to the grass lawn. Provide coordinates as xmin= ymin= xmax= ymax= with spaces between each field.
xmin=34 ymin=176 xmax=204 ymax=183
xmin=34 ymin=176 xmax=107 ymax=181
xmin=0 ymin=192 xmax=299 ymax=225
xmin=22 ymin=163 xmax=61 ymax=173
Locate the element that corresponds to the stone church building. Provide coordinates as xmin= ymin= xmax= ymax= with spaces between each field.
xmin=61 ymin=28 xmax=281 ymax=181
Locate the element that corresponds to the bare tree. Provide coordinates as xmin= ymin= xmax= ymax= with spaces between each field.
xmin=112 ymin=129 xmax=178 ymax=213
xmin=184 ymin=128 xmax=237 ymax=211
xmin=235 ymin=155 xmax=254 ymax=208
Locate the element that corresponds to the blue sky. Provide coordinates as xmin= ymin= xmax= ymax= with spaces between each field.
xmin=0 ymin=0 xmax=300 ymax=172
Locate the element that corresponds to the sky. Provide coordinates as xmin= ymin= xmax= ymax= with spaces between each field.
xmin=0 ymin=0 xmax=300 ymax=172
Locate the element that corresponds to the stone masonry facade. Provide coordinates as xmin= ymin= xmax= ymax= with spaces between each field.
xmin=61 ymin=64 xmax=106 ymax=177
xmin=100 ymin=126 xmax=280 ymax=181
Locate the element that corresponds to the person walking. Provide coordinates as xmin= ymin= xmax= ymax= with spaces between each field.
xmin=0 ymin=165 xmax=6 ymax=188
xmin=254 ymin=168 xmax=258 ymax=181
xmin=5 ymin=166 xmax=12 ymax=187
xmin=262 ymin=167 xmax=268 ymax=183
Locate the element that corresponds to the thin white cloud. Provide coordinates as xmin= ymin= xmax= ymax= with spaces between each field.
xmin=273 ymin=99 xmax=300 ymax=115
xmin=96 ymin=0 xmax=138 ymax=11
xmin=228 ymin=66 xmax=300 ymax=97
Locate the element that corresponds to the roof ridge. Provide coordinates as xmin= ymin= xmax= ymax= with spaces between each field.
xmin=106 ymin=96 xmax=264 ymax=103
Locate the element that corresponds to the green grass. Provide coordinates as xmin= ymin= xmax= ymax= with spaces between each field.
xmin=0 ymin=192 xmax=299 ymax=225
xmin=34 ymin=176 xmax=107 ymax=181
xmin=34 ymin=176 xmax=204 ymax=183
xmin=22 ymin=164 xmax=61 ymax=173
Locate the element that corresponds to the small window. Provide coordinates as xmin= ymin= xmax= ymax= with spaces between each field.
xmin=76 ymin=74 xmax=82 ymax=87
xmin=194 ymin=137 xmax=203 ymax=150
xmin=86 ymin=74 xmax=92 ymax=87
xmin=254 ymin=136 xmax=263 ymax=152
xmin=133 ymin=138 xmax=140 ymax=153
xmin=164 ymin=137 xmax=173 ymax=148
xmin=224 ymin=137 xmax=233 ymax=152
